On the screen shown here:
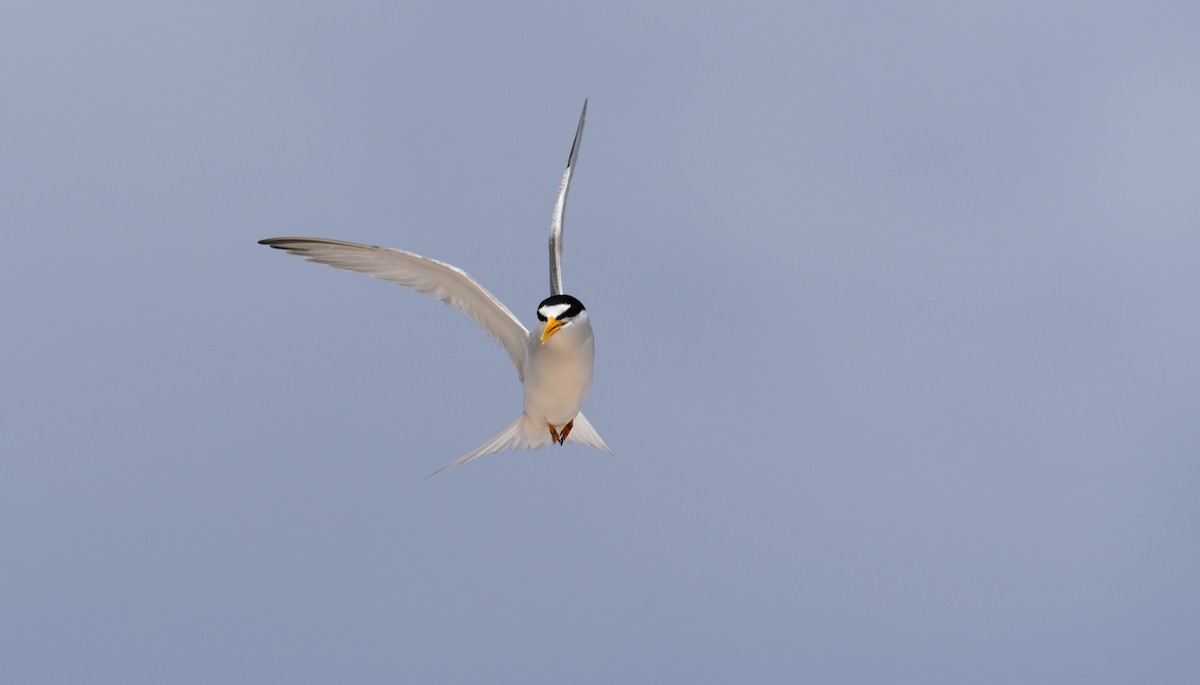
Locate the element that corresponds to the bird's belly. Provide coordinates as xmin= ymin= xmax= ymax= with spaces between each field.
xmin=522 ymin=345 xmax=593 ymax=427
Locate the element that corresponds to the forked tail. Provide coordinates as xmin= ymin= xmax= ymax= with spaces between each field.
xmin=424 ymin=412 xmax=611 ymax=478
xmin=567 ymin=412 xmax=613 ymax=455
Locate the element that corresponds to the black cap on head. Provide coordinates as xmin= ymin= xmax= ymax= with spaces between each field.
xmin=536 ymin=294 xmax=585 ymax=321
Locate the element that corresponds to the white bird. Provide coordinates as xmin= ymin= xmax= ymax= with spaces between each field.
xmin=259 ymin=100 xmax=611 ymax=476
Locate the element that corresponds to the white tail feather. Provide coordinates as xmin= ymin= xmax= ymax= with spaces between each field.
xmin=425 ymin=416 xmax=537 ymax=479
xmin=425 ymin=412 xmax=612 ymax=478
xmin=568 ymin=412 xmax=613 ymax=454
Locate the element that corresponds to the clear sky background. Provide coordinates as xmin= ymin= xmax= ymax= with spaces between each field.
xmin=3 ymin=2 xmax=1198 ymax=682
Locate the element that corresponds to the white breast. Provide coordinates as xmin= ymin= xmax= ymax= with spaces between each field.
xmin=521 ymin=315 xmax=595 ymax=427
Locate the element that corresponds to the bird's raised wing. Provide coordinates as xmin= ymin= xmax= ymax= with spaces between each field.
xmin=549 ymin=99 xmax=587 ymax=296
xmin=259 ymin=237 xmax=530 ymax=378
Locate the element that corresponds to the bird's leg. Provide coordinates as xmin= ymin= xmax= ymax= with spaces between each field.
xmin=547 ymin=423 xmax=561 ymax=444
xmin=558 ymin=419 xmax=574 ymax=446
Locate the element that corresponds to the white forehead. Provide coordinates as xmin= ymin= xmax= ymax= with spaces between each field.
xmin=539 ymin=303 xmax=572 ymax=319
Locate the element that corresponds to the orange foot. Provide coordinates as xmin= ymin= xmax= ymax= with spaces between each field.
xmin=558 ymin=420 xmax=574 ymax=446
xmin=547 ymin=420 xmax=575 ymax=446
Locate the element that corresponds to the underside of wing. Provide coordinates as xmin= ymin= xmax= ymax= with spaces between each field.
xmin=260 ymin=237 xmax=529 ymax=378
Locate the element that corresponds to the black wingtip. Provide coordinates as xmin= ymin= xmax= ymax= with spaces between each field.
xmin=566 ymin=100 xmax=587 ymax=167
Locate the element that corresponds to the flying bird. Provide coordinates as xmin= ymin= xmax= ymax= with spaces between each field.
xmin=259 ymin=100 xmax=611 ymax=476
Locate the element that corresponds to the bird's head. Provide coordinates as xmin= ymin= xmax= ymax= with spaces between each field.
xmin=537 ymin=294 xmax=587 ymax=344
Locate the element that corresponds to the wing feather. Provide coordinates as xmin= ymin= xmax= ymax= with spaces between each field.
xmin=259 ymin=237 xmax=529 ymax=378
xmin=549 ymin=99 xmax=587 ymax=296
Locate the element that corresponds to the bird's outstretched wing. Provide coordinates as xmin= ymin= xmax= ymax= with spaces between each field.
xmin=259 ymin=237 xmax=530 ymax=378
xmin=549 ymin=99 xmax=587 ymax=296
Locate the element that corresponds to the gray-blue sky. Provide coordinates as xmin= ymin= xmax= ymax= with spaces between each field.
xmin=2 ymin=1 xmax=1198 ymax=682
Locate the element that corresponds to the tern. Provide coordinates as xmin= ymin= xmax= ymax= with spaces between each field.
xmin=260 ymin=100 xmax=611 ymax=476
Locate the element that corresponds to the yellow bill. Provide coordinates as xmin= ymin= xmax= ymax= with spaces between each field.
xmin=540 ymin=317 xmax=565 ymax=344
